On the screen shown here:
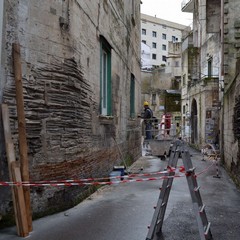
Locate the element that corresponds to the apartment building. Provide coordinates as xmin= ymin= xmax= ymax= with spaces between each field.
xmin=141 ymin=13 xmax=189 ymax=69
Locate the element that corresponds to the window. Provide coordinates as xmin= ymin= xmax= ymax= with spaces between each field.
xmin=162 ymin=33 xmax=166 ymax=39
xmin=142 ymin=28 xmax=146 ymax=35
xmin=142 ymin=40 xmax=146 ymax=44
xmin=152 ymin=93 xmax=156 ymax=105
xmin=152 ymin=54 xmax=157 ymax=60
xmin=172 ymin=36 xmax=176 ymax=42
xmin=162 ymin=44 xmax=166 ymax=51
xmin=182 ymin=74 xmax=186 ymax=85
xmin=208 ymin=58 xmax=212 ymax=77
xmin=162 ymin=55 xmax=167 ymax=62
xmin=100 ymin=36 xmax=112 ymax=116
xmin=175 ymin=61 xmax=179 ymax=67
xmin=152 ymin=31 xmax=157 ymax=37
xmin=183 ymin=105 xmax=186 ymax=114
xmin=152 ymin=42 xmax=157 ymax=48
xmin=130 ymin=74 xmax=135 ymax=118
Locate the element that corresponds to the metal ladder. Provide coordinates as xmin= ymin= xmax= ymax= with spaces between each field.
xmin=146 ymin=141 xmax=213 ymax=240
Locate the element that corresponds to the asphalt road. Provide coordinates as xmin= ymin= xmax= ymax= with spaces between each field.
xmin=1 ymin=145 xmax=240 ymax=240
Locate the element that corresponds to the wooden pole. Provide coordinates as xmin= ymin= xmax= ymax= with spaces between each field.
xmin=1 ymin=104 xmax=29 ymax=237
xmin=12 ymin=43 xmax=33 ymax=232
xmin=11 ymin=161 xmax=29 ymax=237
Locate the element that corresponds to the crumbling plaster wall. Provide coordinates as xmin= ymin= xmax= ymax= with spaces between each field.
xmin=222 ymin=0 xmax=240 ymax=187
xmin=0 ymin=0 xmax=141 ymax=222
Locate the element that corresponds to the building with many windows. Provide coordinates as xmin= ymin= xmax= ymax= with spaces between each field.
xmin=141 ymin=13 xmax=189 ymax=69
xmin=140 ymin=14 xmax=189 ymax=134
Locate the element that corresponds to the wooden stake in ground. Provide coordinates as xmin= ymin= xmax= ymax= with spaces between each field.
xmin=12 ymin=43 xmax=33 ymax=232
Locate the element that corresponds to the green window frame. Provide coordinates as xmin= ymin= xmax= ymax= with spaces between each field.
xmin=100 ymin=36 xmax=112 ymax=116
xmin=130 ymin=74 xmax=135 ymax=118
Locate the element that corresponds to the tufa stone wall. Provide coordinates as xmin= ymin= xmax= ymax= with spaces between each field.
xmin=0 ymin=0 xmax=142 ymax=225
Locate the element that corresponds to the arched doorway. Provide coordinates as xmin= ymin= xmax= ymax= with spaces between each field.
xmin=191 ymin=99 xmax=198 ymax=144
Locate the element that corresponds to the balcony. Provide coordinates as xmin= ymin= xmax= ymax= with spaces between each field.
xmin=181 ymin=0 xmax=194 ymax=13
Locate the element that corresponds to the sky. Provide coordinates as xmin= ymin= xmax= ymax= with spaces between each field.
xmin=141 ymin=0 xmax=193 ymax=26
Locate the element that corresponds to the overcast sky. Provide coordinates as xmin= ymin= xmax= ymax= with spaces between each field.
xmin=140 ymin=0 xmax=193 ymax=26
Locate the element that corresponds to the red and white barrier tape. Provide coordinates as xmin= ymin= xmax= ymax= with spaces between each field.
xmin=0 ymin=164 xmax=214 ymax=187
xmin=195 ymin=161 xmax=215 ymax=176
xmin=0 ymin=174 xmax=185 ymax=187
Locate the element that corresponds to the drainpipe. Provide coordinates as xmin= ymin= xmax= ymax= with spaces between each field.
xmin=0 ymin=0 xmax=4 ymax=99
xmin=220 ymin=0 xmax=224 ymax=163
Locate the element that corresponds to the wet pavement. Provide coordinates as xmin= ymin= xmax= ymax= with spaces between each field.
xmin=1 ymin=144 xmax=240 ymax=240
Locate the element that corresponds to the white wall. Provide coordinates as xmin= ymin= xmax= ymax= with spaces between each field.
xmin=141 ymin=13 xmax=188 ymax=67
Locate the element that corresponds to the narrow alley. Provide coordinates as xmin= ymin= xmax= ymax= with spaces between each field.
xmin=1 ymin=145 xmax=240 ymax=240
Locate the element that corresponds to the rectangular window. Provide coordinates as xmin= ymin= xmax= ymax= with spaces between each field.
xmin=152 ymin=93 xmax=156 ymax=105
xmin=162 ymin=44 xmax=166 ymax=50
xmin=142 ymin=40 xmax=146 ymax=44
xmin=152 ymin=31 xmax=157 ymax=37
xmin=152 ymin=42 xmax=157 ymax=48
xmin=162 ymin=55 xmax=167 ymax=62
xmin=172 ymin=36 xmax=176 ymax=42
xmin=100 ymin=36 xmax=112 ymax=116
xmin=208 ymin=58 xmax=212 ymax=77
xmin=142 ymin=28 xmax=146 ymax=35
xmin=152 ymin=54 xmax=157 ymax=60
xmin=130 ymin=74 xmax=135 ymax=118
xmin=162 ymin=33 xmax=166 ymax=39
xmin=182 ymin=74 xmax=186 ymax=85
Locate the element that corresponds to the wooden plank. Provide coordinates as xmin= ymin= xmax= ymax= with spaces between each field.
xmin=12 ymin=161 xmax=29 ymax=237
xmin=12 ymin=42 xmax=33 ymax=232
xmin=1 ymin=104 xmax=21 ymax=236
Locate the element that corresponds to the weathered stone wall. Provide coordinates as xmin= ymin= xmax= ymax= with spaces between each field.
xmin=222 ymin=0 xmax=240 ymax=187
xmin=0 ymin=0 xmax=142 ymax=223
xmin=185 ymin=0 xmax=221 ymax=148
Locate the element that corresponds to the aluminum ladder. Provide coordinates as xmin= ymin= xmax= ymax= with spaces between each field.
xmin=146 ymin=141 xmax=213 ymax=240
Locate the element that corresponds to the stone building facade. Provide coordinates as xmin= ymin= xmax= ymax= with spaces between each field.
xmin=0 ymin=0 xmax=142 ymax=224
xmin=222 ymin=0 xmax=240 ymax=186
xmin=181 ymin=0 xmax=221 ymax=147
xmin=182 ymin=0 xmax=240 ymax=187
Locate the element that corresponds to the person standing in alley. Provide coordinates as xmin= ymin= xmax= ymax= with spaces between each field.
xmin=142 ymin=101 xmax=153 ymax=140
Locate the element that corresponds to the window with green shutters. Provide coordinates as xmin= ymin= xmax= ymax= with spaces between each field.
xmin=130 ymin=74 xmax=135 ymax=118
xmin=100 ymin=36 xmax=112 ymax=116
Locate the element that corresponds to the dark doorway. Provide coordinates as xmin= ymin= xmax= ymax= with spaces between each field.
xmin=191 ymin=99 xmax=198 ymax=144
